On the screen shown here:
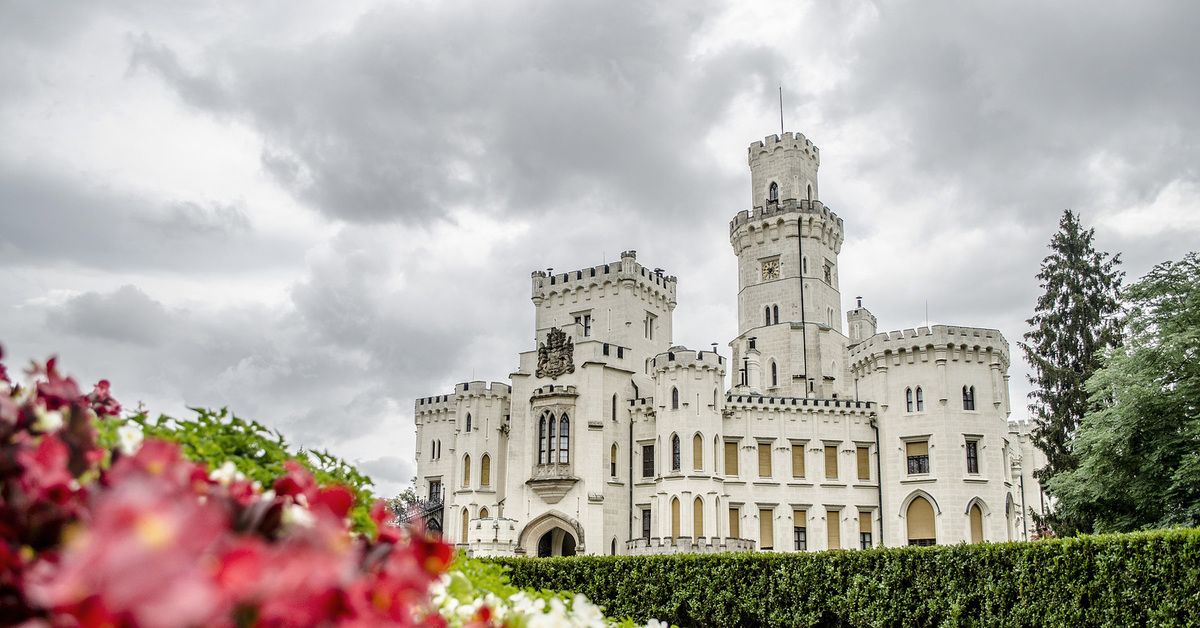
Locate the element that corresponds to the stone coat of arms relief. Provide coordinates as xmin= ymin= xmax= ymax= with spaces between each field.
xmin=536 ymin=327 xmax=575 ymax=379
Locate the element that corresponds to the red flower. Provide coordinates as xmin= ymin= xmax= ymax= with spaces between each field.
xmin=87 ymin=380 xmax=121 ymax=418
xmin=18 ymin=435 xmax=75 ymax=505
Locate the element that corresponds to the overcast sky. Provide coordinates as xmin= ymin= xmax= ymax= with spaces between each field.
xmin=2 ymin=1 xmax=1197 ymax=497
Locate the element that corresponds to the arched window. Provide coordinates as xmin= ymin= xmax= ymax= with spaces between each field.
xmin=969 ymin=503 xmax=983 ymax=543
xmin=462 ymin=454 xmax=471 ymax=487
xmin=479 ymin=507 xmax=489 ymax=519
xmin=610 ymin=443 xmax=618 ymax=477
xmin=671 ymin=387 xmax=679 ymax=410
xmin=906 ymin=496 xmax=936 ymax=546
xmin=963 ymin=386 xmax=976 ymax=411
xmin=671 ymin=497 xmax=681 ymax=538
xmin=916 ymin=387 xmax=925 ymax=412
xmin=538 ymin=415 xmax=547 ymax=464
xmin=768 ymin=181 xmax=779 ymax=203
xmin=547 ymin=414 xmax=556 ymax=462
xmin=765 ymin=306 xmax=771 ymax=326
xmin=906 ymin=388 xmax=914 ymax=413
xmin=480 ymin=454 xmax=491 ymax=487
xmin=465 ymin=413 xmax=472 ymax=433
xmin=430 ymin=440 xmax=436 ymax=460
xmin=612 ymin=394 xmax=617 ymax=421
xmin=773 ymin=305 xmax=779 ymax=325
xmin=558 ymin=414 xmax=569 ymax=464
xmin=693 ymin=433 xmax=703 ymax=471
xmin=461 ymin=508 xmax=469 ymax=543
xmin=693 ymin=497 xmax=704 ymax=541
xmin=671 ymin=434 xmax=681 ymax=471
xmin=611 ymin=538 xmax=617 ymax=555
xmin=771 ymin=361 xmax=778 ymax=387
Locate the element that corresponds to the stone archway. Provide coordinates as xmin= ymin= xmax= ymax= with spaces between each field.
xmin=516 ymin=510 xmax=586 ymax=556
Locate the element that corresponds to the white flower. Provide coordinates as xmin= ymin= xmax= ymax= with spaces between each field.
xmin=282 ymin=502 xmax=315 ymax=528
xmin=117 ymin=423 xmax=144 ymax=455
xmin=208 ymin=461 xmax=246 ymax=485
xmin=34 ymin=409 xmax=64 ymax=433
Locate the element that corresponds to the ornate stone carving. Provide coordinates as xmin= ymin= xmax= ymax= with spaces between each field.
xmin=536 ymin=327 xmax=575 ymax=379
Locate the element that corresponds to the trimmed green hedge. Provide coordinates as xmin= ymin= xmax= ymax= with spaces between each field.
xmin=488 ymin=528 xmax=1200 ymax=627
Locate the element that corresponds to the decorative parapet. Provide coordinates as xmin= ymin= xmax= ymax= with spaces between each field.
xmin=526 ymin=464 xmax=579 ymax=505
xmin=848 ymin=324 xmax=1011 ymax=373
xmin=651 ymin=348 xmax=726 ymax=373
xmin=530 ymin=250 xmax=677 ymax=307
xmin=625 ymin=536 xmax=756 ymax=555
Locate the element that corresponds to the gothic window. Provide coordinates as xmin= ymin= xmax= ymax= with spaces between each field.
xmin=461 ymin=508 xmax=469 ymax=543
xmin=558 ymin=415 xmax=569 ymax=464
xmin=916 ymin=387 xmax=925 ymax=412
xmin=465 ymin=413 xmax=472 ymax=433
xmin=963 ymin=385 xmax=976 ymax=411
xmin=773 ymin=305 xmax=779 ymax=325
xmin=480 ymin=454 xmax=491 ymax=487
xmin=693 ymin=433 xmax=703 ymax=471
xmin=479 ymin=507 xmax=489 ymax=519
xmin=538 ymin=415 xmax=547 ymax=464
xmin=430 ymin=440 xmax=436 ymax=460
xmin=547 ymin=414 xmax=556 ymax=463
xmin=768 ymin=181 xmax=779 ymax=203
xmin=611 ymin=443 xmax=618 ymax=477
xmin=765 ymin=306 xmax=771 ymax=326
xmin=693 ymin=497 xmax=704 ymax=541
xmin=771 ymin=361 xmax=778 ymax=387
xmin=671 ymin=387 xmax=679 ymax=410
xmin=906 ymin=496 xmax=936 ymax=546
xmin=671 ymin=434 xmax=681 ymax=471
xmin=906 ymin=388 xmax=914 ymax=413
xmin=462 ymin=455 xmax=471 ymax=487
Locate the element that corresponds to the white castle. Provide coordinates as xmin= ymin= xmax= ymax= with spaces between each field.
xmin=414 ymin=131 xmax=1047 ymax=556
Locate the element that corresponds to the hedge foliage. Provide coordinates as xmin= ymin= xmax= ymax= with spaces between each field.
xmin=489 ymin=528 xmax=1200 ymax=627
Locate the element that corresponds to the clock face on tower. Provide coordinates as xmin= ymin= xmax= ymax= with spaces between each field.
xmin=761 ymin=259 xmax=781 ymax=281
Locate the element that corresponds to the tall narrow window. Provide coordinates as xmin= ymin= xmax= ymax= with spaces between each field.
xmin=793 ymin=509 xmax=807 ymax=551
xmin=642 ymin=509 xmax=651 ymax=540
xmin=725 ymin=442 xmax=739 ymax=477
xmin=827 ymin=510 xmax=841 ymax=550
xmin=970 ymin=504 xmax=984 ymax=543
xmin=642 ymin=445 xmax=655 ymax=478
xmin=963 ymin=385 xmax=976 ymax=411
xmin=765 ymin=306 xmax=771 ymax=326
xmin=430 ymin=440 xmax=436 ymax=460
xmin=611 ymin=443 xmax=618 ymax=477
xmin=916 ymin=387 xmax=925 ymax=412
xmin=907 ymin=441 xmax=930 ymax=474
xmin=966 ymin=440 xmax=979 ymax=474
xmin=758 ymin=442 xmax=772 ymax=478
xmin=791 ymin=443 xmax=805 ymax=479
xmin=547 ymin=415 xmax=555 ymax=463
xmin=857 ymin=446 xmax=871 ymax=481
xmin=693 ymin=434 xmax=703 ymax=471
xmin=538 ymin=416 xmax=547 ymax=464
xmin=461 ymin=508 xmax=469 ymax=543
xmin=768 ymin=181 xmax=779 ymax=203
xmin=428 ymin=480 xmax=441 ymax=501
xmin=671 ymin=435 xmax=681 ymax=471
xmin=773 ymin=305 xmax=780 ymax=325
xmin=906 ymin=388 xmax=914 ymax=413
xmin=671 ymin=387 xmax=679 ymax=410
xmin=759 ymin=508 xmax=774 ymax=550
xmin=465 ymin=413 xmax=472 ymax=433
xmin=462 ymin=455 xmax=471 ymax=487
xmin=671 ymin=498 xmax=681 ymax=539
xmin=558 ymin=415 xmax=569 ymax=463
xmin=729 ymin=507 xmax=740 ymax=538
xmin=612 ymin=394 xmax=617 ymax=421
xmin=825 ymin=445 xmax=838 ymax=480
xmin=771 ymin=362 xmax=778 ymax=387
xmin=480 ymin=454 xmax=491 ymax=487
xmin=859 ymin=511 xmax=872 ymax=549
xmin=693 ymin=497 xmax=704 ymax=541
xmin=807 ymin=184 xmax=813 ymax=200
xmin=824 ymin=264 xmax=832 ymax=284
xmin=906 ymin=496 xmax=936 ymax=546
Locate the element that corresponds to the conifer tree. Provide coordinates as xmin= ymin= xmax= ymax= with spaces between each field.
xmin=1021 ymin=209 xmax=1122 ymax=536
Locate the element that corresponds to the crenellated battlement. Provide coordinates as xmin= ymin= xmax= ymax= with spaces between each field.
xmin=453 ymin=381 xmax=512 ymax=399
xmin=848 ymin=324 xmax=1010 ymax=371
xmin=729 ymin=198 xmax=843 ymax=240
xmin=723 ymin=393 xmax=873 ymax=414
xmin=651 ymin=347 xmax=726 ymax=372
xmin=531 ymin=249 xmax=677 ymax=305
xmin=747 ymin=132 xmax=820 ymax=165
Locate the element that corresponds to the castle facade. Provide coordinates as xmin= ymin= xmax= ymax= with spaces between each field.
xmin=414 ymin=131 xmax=1046 ymax=556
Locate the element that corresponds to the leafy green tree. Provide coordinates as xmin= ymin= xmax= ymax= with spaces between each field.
xmin=1021 ymin=210 xmax=1123 ymax=535
xmin=1048 ymin=253 xmax=1200 ymax=532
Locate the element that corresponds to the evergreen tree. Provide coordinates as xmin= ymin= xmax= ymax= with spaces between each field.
xmin=1021 ymin=210 xmax=1122 ymax=536
xmin=1048 ymin=253 xmax=1200 ymax=532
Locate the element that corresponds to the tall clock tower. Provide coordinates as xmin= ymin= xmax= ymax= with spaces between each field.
xmin=728 ymin=132 xmax=850 ymax=398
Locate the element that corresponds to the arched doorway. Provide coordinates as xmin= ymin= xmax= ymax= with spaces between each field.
xmin=536 ymin=527 xmax=577 ymax=557
xmin=906 ymin=496 xmax=936 ymax=546
xmin=969 ymin=503 xmax=984 ymax=543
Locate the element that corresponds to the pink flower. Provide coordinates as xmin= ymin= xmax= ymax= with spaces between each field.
xmin=18 ymin=435 xmax=75 ymax=505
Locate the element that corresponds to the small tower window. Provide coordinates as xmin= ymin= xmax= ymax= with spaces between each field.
xmin=765 ymin=306 xmax=771 ymax=326
xmin=963 ymin=385 xmax=976 ymax=411
xmin=611 ymin=443 xmax=618 ymax=477
xmin=538 ymin=415 xmax=548 ymax=464
xmin=480 ymin=454 xmax=491 ymax=487
xmin=672 ymin=387 xmax=679 ymax=410
xmin=906 ymin=388 xmax=914 ymax=413
xmin=771 ymin=361 xmax=778 ymax=387
xmin=558 ymin=414 xmax=569 ymax=464
xmin=462 ymin=454 xmax=471 ymax=487
xmin=773 ymin=305 xmax=779 ymax=325
xmin=768 ymin=181 xmax=779 ymax=204
xmin=465 ymin=413 xmax=472 ymax=433
xmin=916 ymin=387 xmax=925 ymax=412
xmin=672 ymin=434 xmax=681 ymax=471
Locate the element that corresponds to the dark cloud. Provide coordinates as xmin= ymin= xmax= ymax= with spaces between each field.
xmin=128 ymin=0 xmax=779 ymax=228
xmin=46 ymin=285 xmax=173 ymax=346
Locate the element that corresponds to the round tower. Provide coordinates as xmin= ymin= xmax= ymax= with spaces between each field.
xmin=729 ymin=132 xmax=848 ymax=399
